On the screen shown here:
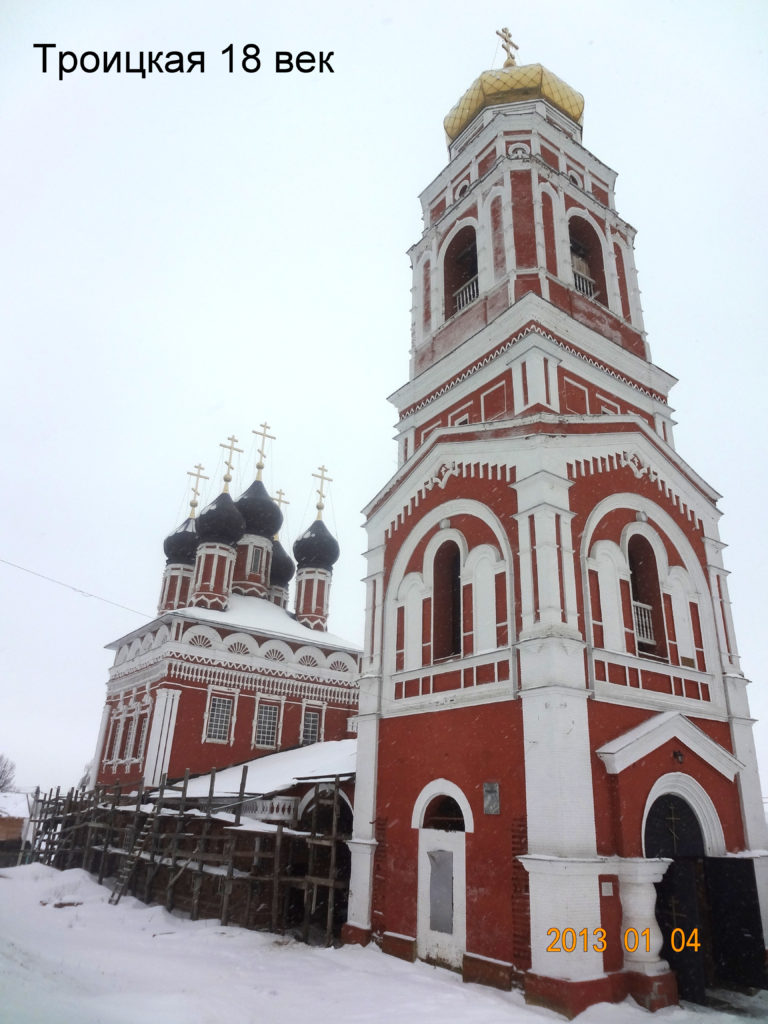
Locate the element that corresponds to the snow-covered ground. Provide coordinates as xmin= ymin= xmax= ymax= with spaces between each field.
xmin=1 ymin=865 xmax=766 ymax=1024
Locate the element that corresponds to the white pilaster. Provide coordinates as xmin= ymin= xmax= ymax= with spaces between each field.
xmin=143 ymin=687 xmax=180 ymax=786
xmin=346 ymin=672 xmax=381 ymax=932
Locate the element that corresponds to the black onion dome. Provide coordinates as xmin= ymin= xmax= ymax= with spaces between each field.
xmin=270 ymin=539 xmax=295 ymax=587
xmin=196 ymin=492 xmax=246 ymax=546
xmin=163 ymin=517 xmax=198 ymax=566
xmin=293 ymin=519 xmax=340 ymax=572
xmin=235 ymin=479 xmax=283 ymax=538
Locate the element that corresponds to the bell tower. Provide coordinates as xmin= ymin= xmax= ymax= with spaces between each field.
xmin=344 ymin=33 xmax=768 ymax=1017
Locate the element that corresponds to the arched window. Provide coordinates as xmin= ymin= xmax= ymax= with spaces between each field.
xmin=423 ymin=795 xmax=466 ymax=831
xmin=433 ymin=540 xmax=461 ymax=660
xmin=443 ymin=226 xmax=478 ymax=318
xmin=628 ymin=534 xmax=667 ymax=660
xmin=568 ymin=216 xmax=606 ymax=305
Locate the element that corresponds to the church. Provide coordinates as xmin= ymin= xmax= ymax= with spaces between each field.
xmin=341 ymin=31 xmax=768 ymax=1017
xmin=90 ymin=436 xmax=360 ymax=790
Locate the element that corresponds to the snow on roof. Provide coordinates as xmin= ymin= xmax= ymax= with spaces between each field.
xmin=0 ymin=792 xmax=30 ymax=819
xmin=176 ymin=595 xmax=359 ymax=650
xmin=109 ymin=594 xmax=361 ymax=653
xmin=182 ymin=740 xmax=357 ymax=799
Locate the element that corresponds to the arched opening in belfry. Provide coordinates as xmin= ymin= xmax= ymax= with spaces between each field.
xmin=568 ymin=216 xmax=606 ymax=305
xmin=645 ymin=793 xmax=766 ymax=1003
xmin=432 ymin=540 xmax=461 ymax=660
xmin=628 ymin=534 xmax=667 ymax=660
xmin=443 ymin=226 xmax=478 ymax=318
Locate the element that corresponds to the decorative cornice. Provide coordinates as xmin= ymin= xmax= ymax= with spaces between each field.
xmin=399 ymin=323 xmax=666 ymax=421
xmin=567 ymin=446 xmax=704 ymax=530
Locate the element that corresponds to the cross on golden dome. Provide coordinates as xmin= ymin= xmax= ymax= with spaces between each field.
xmin=312 ymin=465 xmax=332 ymax=520
xmin=496 ymin=26 xmax=518 ymax=67
xmin=186 ymin=463 xmax=209 ymax=518
xmin=252 ymin=422 xmax=275 ymax=481
xmin=219 ymin=435 xmax=243 ymax=493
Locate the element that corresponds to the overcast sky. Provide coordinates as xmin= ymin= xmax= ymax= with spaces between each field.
xmin=2 ymin=1 xmax=766 ymax=793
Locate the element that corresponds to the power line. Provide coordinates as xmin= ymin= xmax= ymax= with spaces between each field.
xmin=0 ymin=558 xmax=151 ymax=618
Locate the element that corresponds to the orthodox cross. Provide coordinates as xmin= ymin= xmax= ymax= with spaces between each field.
xmin=312 ymin=465 xmax=332 ymax=520
xmin=496 ymin=27 xmax=518 ymax=67
xmin=219 ymin=435 xmax=243 ymax=493
xmin=665 ymin=801 xmax=681 ymax=855
xmin=274 ymin=488 xmax=289 ymax=512
xmin=186 ymin=463 xmax=208 ymax=518
xmin=252 ymin=421 xmax=275 ymax=481
xmin=667 ymin=895 xmax=688 ymax=930
xmin=273 ymin=488 xmax=289 ymax=539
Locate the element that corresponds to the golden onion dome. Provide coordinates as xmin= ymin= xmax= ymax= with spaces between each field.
xmin=444 ymin=61 xmax=585 ymax=142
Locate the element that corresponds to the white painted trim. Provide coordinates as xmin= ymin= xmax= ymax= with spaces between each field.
xmin=411 ymin=778 xmax=475 ymax=833
xmin=417 ymin=828 xmax=466 ymax=968
xmin=596 ymin=711 xmax=743 ymax=780
xmin=641 ymin=772 xmax=727 ymax=856
xmin=581 ymin=492 xmax=721 ymax=673
xmin=144 ymin=687 xmax=180 ymax=787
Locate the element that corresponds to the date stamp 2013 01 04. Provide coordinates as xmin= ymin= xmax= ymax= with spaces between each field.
xmin=546 ymin=927 xmax=701 ymax=954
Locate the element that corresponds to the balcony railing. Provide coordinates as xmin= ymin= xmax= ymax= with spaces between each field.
xmin=453 ymin=275 xmax=479 ymax=312
xmin=573 ymin=270 xmax=596 ymax=299
xmin=240 ymin=796 xmax=299 ymax=823
xmin=632 ymin=601 xmax=655 ymax=644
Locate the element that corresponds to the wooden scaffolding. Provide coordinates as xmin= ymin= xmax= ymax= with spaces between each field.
xmin=22 ymin=772 xmax=352 ymax=947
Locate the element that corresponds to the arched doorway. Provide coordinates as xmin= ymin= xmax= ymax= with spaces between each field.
xmin=645 ymin=793 xmax=766 ymax=1002
xmin=414 ymin=786 xmax=471 ymax=969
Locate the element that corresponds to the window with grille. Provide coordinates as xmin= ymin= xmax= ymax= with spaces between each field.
xmin=255 ymin=703 xmax=279 ymax=747
xmin=302 ymin=709 xmax=320 ymax=745
xmin=206 ymin=695 xmax=233 ymax=741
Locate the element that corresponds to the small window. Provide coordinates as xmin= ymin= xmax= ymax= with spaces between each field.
xmin=136 ymin=715 xmax=149 ymax=760
xmin=206 ymin=695 xmax=233 ymax=741
xmin=250 ymin=548 xmax=262 ymax=575
xmin=302 ymin=709 xmax=320 ymax=745
xmin=255 ymin=704 xmax=279 ymax=747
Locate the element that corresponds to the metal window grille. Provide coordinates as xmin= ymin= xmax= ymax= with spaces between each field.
xmin=255 ymin=704 xmax=278 ymax=746
xmin=302 ymin=710 xmax=320 ymax=745
xmin=206 ymin=695 xmax=233 ymax=741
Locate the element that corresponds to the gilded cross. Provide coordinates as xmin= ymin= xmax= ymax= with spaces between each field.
xmin=312 ymin=465 xmax=332 ymax=520
xmin=496 ymin=27 xmax=518 ymax=67
xmin=252 ymin=422 xmax=276 ymax=481
xmin=665 ymin=802 xmax=680 ymax=854
xmin=274 ymin=488 xmax=289 ymax=511
xmin=273 ymin=488 xmax=289 ymax=540
xmin=186 ymin=463 xmax=209 ymax=518
xmin=219 ymin=435 xmax=243 ymax=493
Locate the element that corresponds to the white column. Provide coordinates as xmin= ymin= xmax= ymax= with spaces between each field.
xmin=345 ymin=672 xmax=381 ymax=933
xmin=616 ymin=858 xmax=671 ymax=976
xmin=88 ymin=704 xmax=111 ymax=788
xmin=724 ymin=674 xmax=768 ymax=943
xmin=520 ymin=857 xmax=605 ymax=980
xmin=521 ymin=687 xmax=597 ymax=856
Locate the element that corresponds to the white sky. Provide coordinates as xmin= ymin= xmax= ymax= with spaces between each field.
xmin=1 ymin=1 xmax=767 ymax=792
